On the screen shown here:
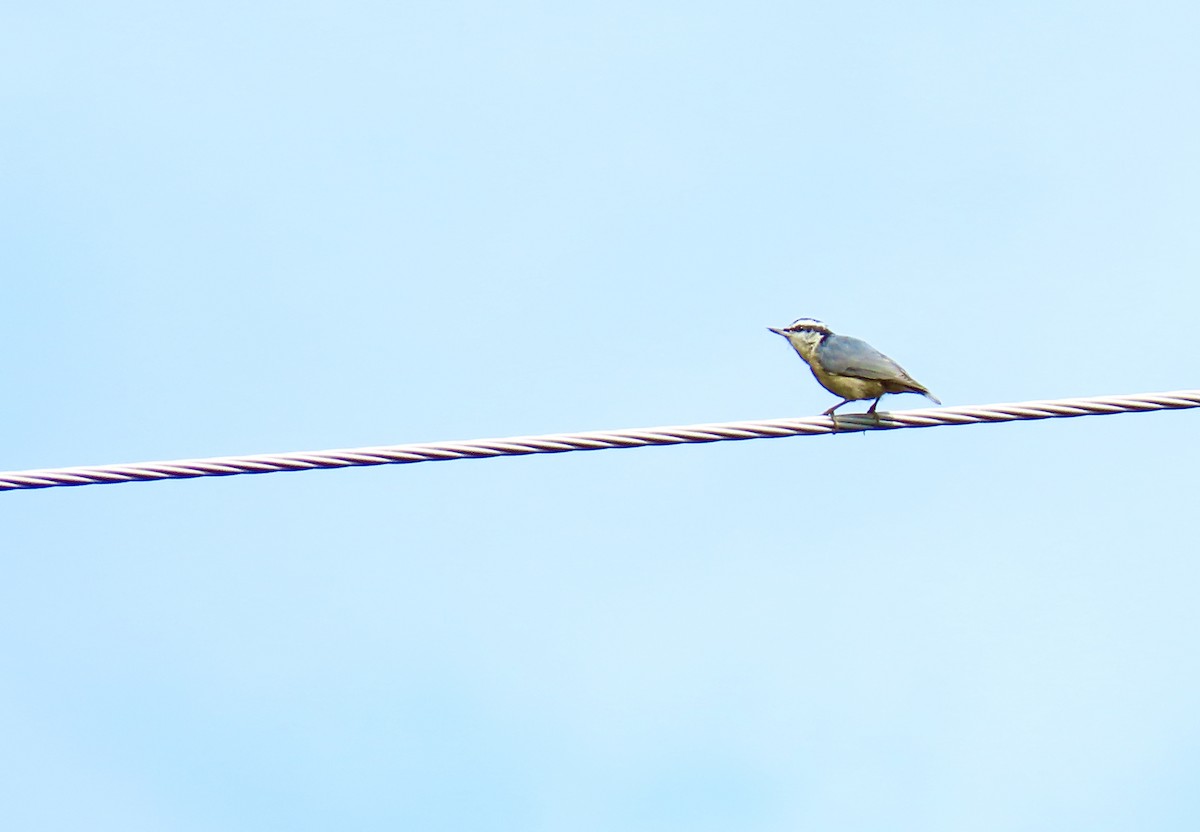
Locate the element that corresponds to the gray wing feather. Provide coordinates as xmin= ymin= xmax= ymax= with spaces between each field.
xmin=816 ymin=335 xmax=912 ymax=381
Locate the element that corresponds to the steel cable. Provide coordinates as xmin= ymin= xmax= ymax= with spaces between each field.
xmin=1 ymin=389 xmax=1196 ymax=492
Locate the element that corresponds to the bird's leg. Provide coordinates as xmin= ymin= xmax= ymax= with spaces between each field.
xmin=824 ymin=399 xmax=852 ymax=432
xmin=866 ymin=396 xmax=884 ymax=424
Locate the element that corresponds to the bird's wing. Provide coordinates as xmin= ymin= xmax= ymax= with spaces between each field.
xmin=816 ymin=335 xmax=911 ymax=381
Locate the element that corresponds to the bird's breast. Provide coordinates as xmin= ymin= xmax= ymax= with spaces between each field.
xmin=806 ymin=362 xmax=886 ymax=401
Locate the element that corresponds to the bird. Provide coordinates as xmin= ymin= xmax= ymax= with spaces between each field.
xmin=769 ymin=318 xmax=941 ymax=416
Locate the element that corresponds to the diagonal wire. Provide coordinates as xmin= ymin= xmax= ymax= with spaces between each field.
xmin=1 ymin=389 xmax=1197 ymax=492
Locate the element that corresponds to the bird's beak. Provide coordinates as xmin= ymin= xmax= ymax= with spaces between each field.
xmin=768 ymin=327 xmax=786 ymax=336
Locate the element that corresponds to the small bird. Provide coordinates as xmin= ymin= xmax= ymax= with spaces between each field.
xmin=769 ymin=318 xmax=941 ymax=416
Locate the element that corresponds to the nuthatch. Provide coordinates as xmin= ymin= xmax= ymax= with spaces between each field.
xmin=769 ymin=318 xmax=941 ymax=415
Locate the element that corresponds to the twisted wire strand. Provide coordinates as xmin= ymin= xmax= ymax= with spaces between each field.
xmin=2 ymin=389 xmax=1197 ymax=492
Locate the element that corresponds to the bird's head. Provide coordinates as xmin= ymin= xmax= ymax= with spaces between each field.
xmin=768 ymin=318 xmax=831 ymax=357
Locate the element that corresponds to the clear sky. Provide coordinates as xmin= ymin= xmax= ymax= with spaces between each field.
xmin=4 ymin=2 xmax=1200 ymax=830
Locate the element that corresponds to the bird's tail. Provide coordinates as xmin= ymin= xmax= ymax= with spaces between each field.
xmin=902 ymin=380 xmax=941 ymax=405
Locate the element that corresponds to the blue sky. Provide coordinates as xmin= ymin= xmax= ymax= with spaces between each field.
xmin=3 ymin=2 xmax=1199 ymax=829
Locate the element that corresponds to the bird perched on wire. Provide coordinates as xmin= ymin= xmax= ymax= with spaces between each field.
xmin=769 ymin=318 xmax=941 ymax=416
